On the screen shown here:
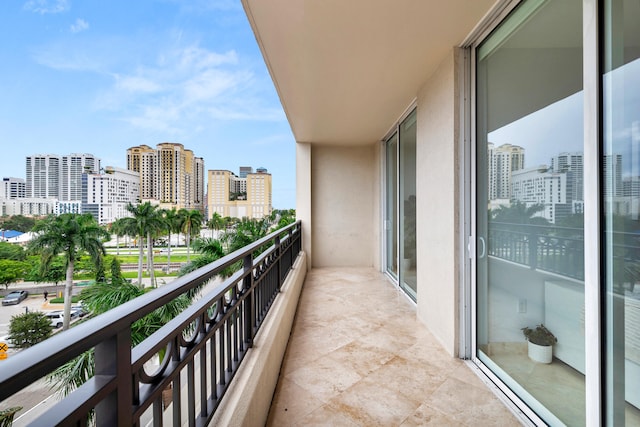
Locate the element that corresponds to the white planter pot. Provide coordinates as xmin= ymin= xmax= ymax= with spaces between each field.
xmin=527 ymin=341 xmax=553 ymax=364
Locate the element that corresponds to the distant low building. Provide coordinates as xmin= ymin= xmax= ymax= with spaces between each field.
xmin=207 ymin=167 xmax=272 ymax=220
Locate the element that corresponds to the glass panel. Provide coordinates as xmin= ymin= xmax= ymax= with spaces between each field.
xmin=400 ymin=110 xmax=417 ymax=299
xmin=386 ymin=133 xmax=398 ymax=279
xmin=476 ymin=0 xmax=584 ymax=424
xmin=603 ymin=0 xmax=640 ymax=424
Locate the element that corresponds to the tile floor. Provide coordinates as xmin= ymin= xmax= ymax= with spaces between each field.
xmin=266 ymin=267 xmax=522 ymax=426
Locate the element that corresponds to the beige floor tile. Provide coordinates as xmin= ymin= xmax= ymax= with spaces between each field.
xmin=269 ymin=268 xmax=522 ymax=426
xmin=267 ymin=377 xmax=325 ymax=426
xmin=428 ymin=377 xmax=520 ymax=426
xmin=400 ymin=403 xmax=464 ymax=426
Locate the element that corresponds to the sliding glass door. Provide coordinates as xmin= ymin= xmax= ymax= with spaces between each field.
xmin=475 ymin=0 xmax=586 ymax=424
xmin=603 ymin=0 xmax=640 ymax=424
xmin=385 ymin=109 xmax=417 ymax=299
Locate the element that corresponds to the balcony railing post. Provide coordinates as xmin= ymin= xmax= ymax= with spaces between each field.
xmin=275 ymin=235 xmax=282 ymax=290
xmin=528 ymin=227 xmax=538 ymax=271
xmin=243 ymin=253 xmax=254 ymax=348
xmin=94 ymin=330 xmax=132 ymax=427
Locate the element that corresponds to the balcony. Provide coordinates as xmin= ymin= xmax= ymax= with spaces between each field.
xmin=266 ymin=267 xmax=519 ymax=426
xmin=0 ymin=221 xmax=521 ymax=426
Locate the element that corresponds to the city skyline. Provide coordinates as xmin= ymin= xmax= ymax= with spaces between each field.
xmin=0 ymin=1 xmax=296 ymax=209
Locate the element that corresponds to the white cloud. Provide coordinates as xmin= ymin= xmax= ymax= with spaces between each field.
xmin=23 ymin=0 xmax=69 ymax=14
xmin=114 ymin=75 xmax=161 ymax=93
xmin=35 ymin=37 xmax=282 ymax=133
xmin=70 ymin=18 xmax=89 ymax=33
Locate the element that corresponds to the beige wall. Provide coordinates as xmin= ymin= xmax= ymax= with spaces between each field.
xmin=415 ymin=48 xmax=461 ymax=356
xmin=296 ymin=143 xmax=312 ymax=267
xmin=309 ymin=144 xmax=379 ymax=268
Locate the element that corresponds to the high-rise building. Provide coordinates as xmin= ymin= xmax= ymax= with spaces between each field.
xmin=61 ymin=154 xmax=100 ymax=201
xmin=26 ymin=154 xmax=60 ymax=199
xmin=25 ymin=153 xmax=100 ymax=201
xmin=1 ymin=177 xmax=26 ymax=199
xmin=207 ymin=168 xmax=272 ymax=219
xmin=487 ymin=143 xmax=525 ymax=200
xmin=239 ymin=166 xmax=253 ymax=178
xmin=511 ymin=166 xmax=569 ymax=223
xmin=82 ymin=167 xmax=140 ymax=225
xmin=551 ymin=152 xmax=584 ymax=202
xmin=603 ymin=154 xmax=623 ymax=198
xmin=126 ymin=143 xmax=204 ymax=212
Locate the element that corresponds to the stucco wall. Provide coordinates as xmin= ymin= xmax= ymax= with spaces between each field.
xmin=415 ymin=48 xmax=460 ymax=356
xmin=310 ymin=144 xmax=378 ymax=267
xmin=296 ymin=142 xmax=312 ymax=267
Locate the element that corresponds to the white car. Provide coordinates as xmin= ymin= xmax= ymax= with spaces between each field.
xmin=46 ymin=310 xmax=79 ymax=328
xmin=0 ymin=334 xmax=15 ymax=348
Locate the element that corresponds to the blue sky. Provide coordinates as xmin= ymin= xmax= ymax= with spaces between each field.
xmin=0 ymin=0 xmax=296 ymax=208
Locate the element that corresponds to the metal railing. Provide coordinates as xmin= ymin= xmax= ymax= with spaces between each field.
xmin=0 ymin=221 xmax=302 ymax=426
xmin=488 ymin=222 xmax=585 ymax=280
xmin=488 ymin=222 xmax=640 ymax=281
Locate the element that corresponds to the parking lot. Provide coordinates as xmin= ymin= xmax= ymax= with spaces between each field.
xmin=0 ymin=293 xmax=66 ymax=355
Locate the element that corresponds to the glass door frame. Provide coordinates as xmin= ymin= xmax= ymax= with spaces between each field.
xmin=461 ymin=0 xmax=604 ymax=424
xmin=382 ymin=103 xmax=417 ymax=300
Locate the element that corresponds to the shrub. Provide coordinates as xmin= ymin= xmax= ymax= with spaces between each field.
xmin=522 ymin=324 xmax=557 ymax=346
xmin=9 ymin=311 xmax=52 ymax=348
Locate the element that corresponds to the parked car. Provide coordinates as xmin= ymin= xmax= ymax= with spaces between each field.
xmin=0 ymin=334 xmax=15 ymax=348
xmin=46 ymin=310 xmax=79 ymax=328
xmin=1 ymin=290 xmax=29 ymax=306
xmin=70 ymin=305 xmax=88 ymax=318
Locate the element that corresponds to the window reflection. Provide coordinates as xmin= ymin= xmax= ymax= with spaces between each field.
xmin=603 ymin=0 xmax=640 ymax=424
xmin=476 ymin=0 xmax=587 ymax=424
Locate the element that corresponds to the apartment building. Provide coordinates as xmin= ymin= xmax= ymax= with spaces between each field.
xmin=126 ymin=143 xmax=204 ymax=212
xmin=207 ymin=168 xmax=272 ymax=219
xmin=25 ymin=153 xmax=100 ymax=201
xmin=243 ymin=0 xmax=640 ymax=424
xmin=0 ymin=197 xmax=55 ymax=217
xmin=81 ymin=167 xmax=140 ymax=225
xmin=1 ymin=177 xmax=26 ymax=199
xmin=488 ymin=143 xmax=525 ymax=200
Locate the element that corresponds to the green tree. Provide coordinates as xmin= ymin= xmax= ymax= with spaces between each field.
xmin=119 ymin=202 xmax=164 ymax=287
xmin=0 ymin=259 xmax=28 ymax=289
xmin=110 ymin=218 xmax=129 ymax=258
xmin=0 ymin=214 xmax=37 ymax=232
xmin=222 ymin=217 xmax=270 ymax=254
xmin=490 ymin=201 xmax=548 ymax=226
xmin=49 ymin=280 xmax=191 ymax=397
xmin=162 ymin=208 xmax=181 ymax=270
xmin=207 ymin=212 xmax=224 ymax=238
xmin=9 ymin=311 xmax=52 ymax=348
xmin=180 ymin=237 xmax=226 ymax=276
xmin=0 ymin=241 xmax=26 ymax=260
xmin=179 ymin=209 xmax=203 ymax=263
xmin=25 ymin=256 xmax=66 ymax=284
xmin=109 ymin=257 xmax=125 ymax=286
xmin=28 ymin=213 xmax=108 ymax=330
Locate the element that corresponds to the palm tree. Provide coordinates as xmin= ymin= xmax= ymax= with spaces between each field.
xmin=110 ymin=218 xmax=128 ymax=258
xmin=221 ymin=217 xmax=270 ymax=254
xmin=179 ymin=237 xmax=226 ymax=276
xmin=29 ymin=213 xmax=108 ymax=330
xmin=119 ymin=202 xmax=164 ymax=287
xmin=48 ymin=260 xmax=191 ymax=398
xmin=162 ymin=208 xmax=181 ymax=271
xmin=179 ymin=209 xmax=203 ymax=263
xmin=207 ymin=212 xmax=224 ymax=239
